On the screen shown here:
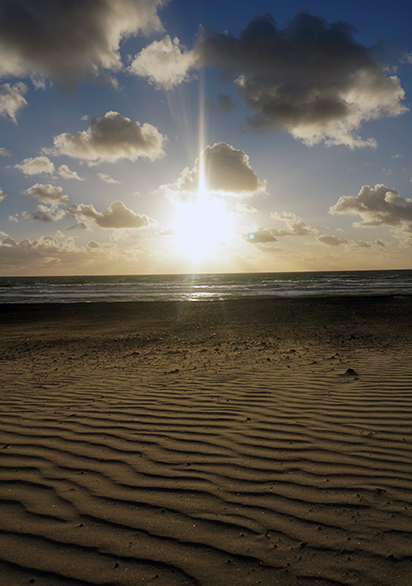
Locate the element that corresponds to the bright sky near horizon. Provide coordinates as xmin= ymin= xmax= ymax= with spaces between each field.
xmin=1 ymin=0 xmax=412 ymax=275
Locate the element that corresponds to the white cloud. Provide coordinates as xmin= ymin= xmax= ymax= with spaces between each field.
xmin=330 ymin=184 xmax=412 ymax=226
xmin=58 ymin=164 xmax=84 ymax=181
xmin=193 ymin=13 xmax=407 ymax=148
xmin=0 ymin=187 xmax=7 ymax=201
xmin=98 ymin=173 xmax=121 ymax=184
xmin=0 ymin=147 xmax=12 ymax=156
xmin=160 ymin=142 xmax=265 ymax=202
xmin=0 ymin=82 xmax=28 ymax=122
xmin=23 ymin=183 xmax=69 ymax=206
xmin=67 ymin=201 xmax=155 ymax=229
xmin=15 ymin=156 xmax=55 ymax=176
xmin=50 ymin=111 xmax=166 ymax=164
xmin=130 ymin=35 xmax=197 ymax=89
xmin=0 ymin=0 xmax=167 ymax=83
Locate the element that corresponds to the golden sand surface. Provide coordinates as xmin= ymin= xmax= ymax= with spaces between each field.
xmin=1 ymin=297 xmax=412 ymax=586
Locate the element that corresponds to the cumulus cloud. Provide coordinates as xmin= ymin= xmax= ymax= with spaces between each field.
xmin=67 ymin=201 xmax=155 ymax=229
xmin=190 ymin=12 xmax=406 ymax=148
xmin=58 ymin=164 xmax=84 ymax=181
xmin=98 ymin=173 xmax=121 ymax=184
xmin=160 ymin=142 xmax=265 ymax=202
xmin=130 ymin=35 xmax=197 ymax=89
xmin=0 ymin=82 xmax=28 ymax=122
xmin=0 ymin=147 xmax=12 ymax=156
xmin=23 ymin=183 xmax=69 ymax=206
xmin=330 ymin=184 xmax=412 ymax=226
xmin=15 ymin=156 xmax=55 ymax=176
xmin=0 ymin=187 xmax=7 ymax=201
xmin=0 ymin=0 xmax=167 ymax=83
xmin=22 ymin=205 xmax=66 ymax=223
xmin=50 ymin=111 xmax=165 ymax=164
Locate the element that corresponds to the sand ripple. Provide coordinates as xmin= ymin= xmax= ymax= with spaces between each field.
xmin=1 ymin=339 xmax=412 ymax=585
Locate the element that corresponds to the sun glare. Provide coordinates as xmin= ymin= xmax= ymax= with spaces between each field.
xmin=174 ymin=199 xmax=231 ymax=260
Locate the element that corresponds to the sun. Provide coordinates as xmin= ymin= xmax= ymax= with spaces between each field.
xmin=173 ymin=198 xmax=232 ymax=261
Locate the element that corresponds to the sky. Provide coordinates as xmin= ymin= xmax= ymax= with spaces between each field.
xmin=1 ymin=0 xmax=412 ymax=276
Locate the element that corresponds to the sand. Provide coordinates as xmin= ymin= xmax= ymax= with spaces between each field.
xmin=1 ymin=296 xmax=412 ymax=586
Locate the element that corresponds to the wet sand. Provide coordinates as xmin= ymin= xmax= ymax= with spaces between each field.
xmin=1 ymin=296 xmax=412 ymax=586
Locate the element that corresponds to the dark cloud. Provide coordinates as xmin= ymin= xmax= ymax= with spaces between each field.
xmin=316 ymin=234 xmax=373 ymax=248
xmin=67 ymin=201 xmax=155 ymax=229
xmin=316 ymin=234 xmax=349 ymax=247
xmin=50 ymin=111 xmax=166 ymax=164
xmin=22 ymin=205 xmax=66 ymax=222
xmin=245 ymin=228 xmax=278 ymax=244
xmin=208 ymin=94 xmax=235 ymax=114
xmin=0 ymin=0 xmax=167 ymax=83
xmin=161 ymin=142 xmax=265 ymax=203
xmin=330 ymin=184 xmax=412 ymax=226
xmin=193 ymin=12 xmax=406 ymax=147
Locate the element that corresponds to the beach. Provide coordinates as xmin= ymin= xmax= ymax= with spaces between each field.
xmin=1 ymin=296 xmax=412 ymax=586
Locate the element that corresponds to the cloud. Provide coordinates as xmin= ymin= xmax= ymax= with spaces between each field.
xmin=0 ymin=187 xmax=7 ymax=201
xmin=192 ymin=12 xmax=406 ymax=148
xmin=67 ymin=201 xmax=155 ymax=229
xmin=316 ymin=233 xmax=373 ymax=249
xmin=0 ymin=147 xmax=12 ymax=156
xmin=22 ymin=205 xmax=66 ymax=223
xmin=270 ymin=211 xmax=317 ymax=235
xmin=58 ymin=164 xmax=84 ymax=181
xmin=0 ymin=82 xmax=28 ymax=122
xmin=50 ymin=111 xmax=166 ymax=164
xmin=160 ymin=142 xmax=265 ymax=202
xmin=208 ymin=94 xmax=236 ymax=114
xmin=15 ymin=156 xmax=55 ymax=176
xmin=0 ymin=0 xmax=167 ymax=83
xmin=330 ymin=184 xmax=412 ymax=226
xmin=245 ymin=228 xmax=278 ymax=244
xmin=316 ymin=234 xmax=349 ymax=247
xmin=130 ymin=35 xmax=197 ymax=89
xmin=98 ymin=173 xmax=121 ymax=184
xmin=0 ymin=233 xmax=150 ymax=274
xmin=236 ymin=202 xmax=257 ymax=214
xmin=23 ymin=183 xmax=69 ymax=205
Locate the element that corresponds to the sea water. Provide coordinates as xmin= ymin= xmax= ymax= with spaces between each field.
xmin=0 ymin=270 xmax=411 ymax=303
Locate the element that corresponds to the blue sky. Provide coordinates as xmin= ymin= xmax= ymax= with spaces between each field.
xmin=1 ymin=0 xmax=412 ymax=275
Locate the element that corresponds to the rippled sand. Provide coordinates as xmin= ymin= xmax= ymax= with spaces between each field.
xmin=1 ymin=298 xmax=412 ymax=586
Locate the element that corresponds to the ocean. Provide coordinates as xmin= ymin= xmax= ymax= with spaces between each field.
xmin=0 ymin=270 xmax=412 ymax=303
